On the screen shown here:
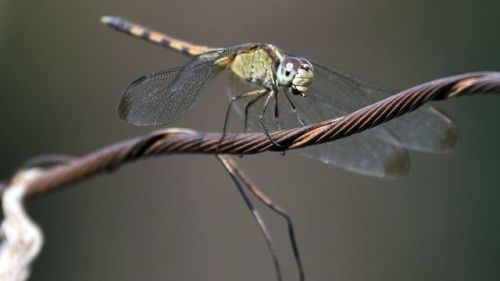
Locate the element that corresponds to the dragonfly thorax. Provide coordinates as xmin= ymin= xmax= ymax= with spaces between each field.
xmin=276 ymin=56 xmax=314 ymax=96
xmin=230 ymin=47 xmax=276 ymax=87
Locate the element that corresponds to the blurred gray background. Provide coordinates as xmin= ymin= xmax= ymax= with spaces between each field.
xmin=1 ymin=0 xmax=499 ymax=280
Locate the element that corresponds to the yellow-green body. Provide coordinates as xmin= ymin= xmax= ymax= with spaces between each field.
xmin=230 ymin=47 xmax=276 ymax=87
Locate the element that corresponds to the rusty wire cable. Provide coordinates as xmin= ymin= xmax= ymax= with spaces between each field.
xmin=7 ymin=71 xmax=499 ymax=198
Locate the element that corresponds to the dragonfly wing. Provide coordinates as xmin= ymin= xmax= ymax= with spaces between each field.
xmin=282 ymin=85 xmax=411 ymax=178
xmin=226 ymin=75 xmax=410 ymax=178
xmin=297 ymin=131 xmax=410 ymax=178
xmin=310 ymin=61 xmax=458 ymax=152
xmin=119 ymin=55 xmax=222 ymax=126
xmin=226 ymin=58 xmax=456 ymax=177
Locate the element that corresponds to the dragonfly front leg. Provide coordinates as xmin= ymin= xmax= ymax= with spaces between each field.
xmin=284 ymin=92 xmax=307 ymax=127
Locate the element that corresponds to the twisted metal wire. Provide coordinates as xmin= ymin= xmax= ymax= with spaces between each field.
xmin=15 ymin=71 xmax=500 ymax=197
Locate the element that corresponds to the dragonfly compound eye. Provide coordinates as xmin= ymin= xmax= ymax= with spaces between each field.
xmin=277 ymin=56 xmax=302 ymax=86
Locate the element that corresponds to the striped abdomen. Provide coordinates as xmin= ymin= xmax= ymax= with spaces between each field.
xmin=101 ymin=16 xmax=217 ymax=57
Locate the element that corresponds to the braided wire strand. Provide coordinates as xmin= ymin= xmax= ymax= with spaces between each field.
xmin=17 ymin=71 xmax=500 ymax=197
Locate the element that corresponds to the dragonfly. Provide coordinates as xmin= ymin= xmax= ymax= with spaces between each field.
xmin=101 ymin=16 xmax=457 ymax=281
xmin=101 ymin=16 xmax=457 ymax=179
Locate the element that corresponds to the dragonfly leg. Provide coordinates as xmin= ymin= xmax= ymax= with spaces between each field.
xmin=218 ymin=89 xmax=267 ymax=152
xmin=243 ymin=94 xmax=266 ymax=133
xmin=236 ymin=93 xmax=268 ymax=158
xmin=273 ymin=91 xmax=283 ymax=131
xmin=273 ymin=93 xmax=286 ymax=156
xmin=260 ymin=91 xmax=283 ymax=148
xmin=283 ymin=93 xmax=307 ymax=127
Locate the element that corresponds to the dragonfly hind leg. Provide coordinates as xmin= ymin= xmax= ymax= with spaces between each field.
xmin=243 ymin=92 xmax=269 ymax=133
xmin=219 ymin=89 xmax=268 ymax=152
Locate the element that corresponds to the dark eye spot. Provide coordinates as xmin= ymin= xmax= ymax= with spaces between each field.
xmin=285 ymin=71 xmax=290 ymax=76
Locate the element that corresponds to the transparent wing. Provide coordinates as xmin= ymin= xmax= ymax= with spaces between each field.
xmin=226 ymin=75 xmax=410 ymax=178
xmin=118 ymin=55 xmax=222 ymax=126
xmin=310 ymin=61 xmax=458 ymax=153
xmin=226 ymin=58 xmax=457 ymax=178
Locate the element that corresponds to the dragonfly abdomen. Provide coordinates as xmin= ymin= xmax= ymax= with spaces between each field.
xmin=101 ymin=16 xmax=216 ymax=57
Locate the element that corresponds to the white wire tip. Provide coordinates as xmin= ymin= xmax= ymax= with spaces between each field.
xmin=0 ymin=169 xmax=44 ymax=281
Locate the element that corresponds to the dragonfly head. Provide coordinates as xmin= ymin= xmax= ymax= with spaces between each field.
xmin=277 ymin=56 xmax=314 ymax=96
